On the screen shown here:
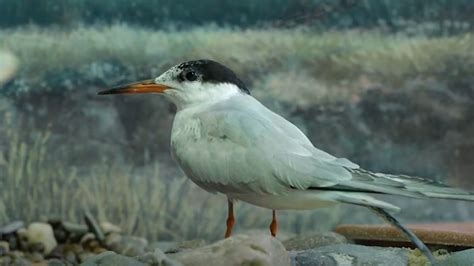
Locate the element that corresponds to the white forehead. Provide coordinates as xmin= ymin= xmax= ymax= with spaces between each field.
xmin=155 ymin=65 xmax=181 ymax=84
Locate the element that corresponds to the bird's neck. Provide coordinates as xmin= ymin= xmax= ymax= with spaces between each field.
xmin=165 ymin=83 xmax=242 ymax=111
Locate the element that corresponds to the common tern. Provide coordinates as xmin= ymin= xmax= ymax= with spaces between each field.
xmin=99 ymin=59 xmax=474 ymax=263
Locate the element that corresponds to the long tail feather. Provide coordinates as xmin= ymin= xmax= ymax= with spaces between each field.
xmin=349 ymin=169 xmax=474 ymax=201
xmin=370 ymin=207 xmax=435 ymax=264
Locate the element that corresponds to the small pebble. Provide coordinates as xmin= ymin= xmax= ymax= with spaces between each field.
xmin=0 ymin=241 xmax=10 ymax=256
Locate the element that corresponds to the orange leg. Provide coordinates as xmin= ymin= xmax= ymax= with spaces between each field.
xmin=224 ymin=200 xmax=235 ymax=238
xmin=270 ymin=210 xmax=278 ymax=237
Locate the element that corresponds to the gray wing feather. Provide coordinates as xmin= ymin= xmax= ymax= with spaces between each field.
xmin=175 ymin=95 xmax=474 ymax=208
xmin=177 ymin=95 xmax=357 ymax=195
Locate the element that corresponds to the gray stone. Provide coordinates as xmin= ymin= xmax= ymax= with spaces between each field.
xmin=105 ymin=233 xmax=148 ymax=257
xmin=165 ymin=239 xmax=207 ymax=253
xmin=290 ymin=244 xmax=409 ymax=266
xmin=62 ymin=222 xmax=88 ymax=235
xmin=100 ymin=222 xmax=122 ymax=235
xmin=25 ymin=251 xmax=44 ymax=263
xmin=5 ymin=251 xmax=31 ymax=266
xmin=136 ymin=248 xmax=182 ymax=266
xmin=0 ymin=221 xmax=24 ymax=235
xmin=149 ymin=241 xmax=177 ymax=252
xmin=0 ymin=241 xmax=9 ymax=256
xmin=81 ymin=251 xmax=145 ymax=266
xmin=84 ymin=212 xmax=105 ymax=244
xmin=47 ymin=258 xmax=70 ymax=266
xmin=438 ymin=248 xmax=474 ymax=266
xmin=169 ymin=234 xmax=290 ymax=266
xmin=0 ymin=51 xmax=18 ymax=85
xmin=283 ymin=232 xmax=348 ymax=251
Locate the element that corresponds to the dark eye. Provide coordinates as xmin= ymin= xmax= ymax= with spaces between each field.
xmin=184 ymin=71 xmax=198 ymax=81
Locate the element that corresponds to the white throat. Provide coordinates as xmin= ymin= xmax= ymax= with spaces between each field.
xmin=164 ymin=83 xmax=241 ymax=110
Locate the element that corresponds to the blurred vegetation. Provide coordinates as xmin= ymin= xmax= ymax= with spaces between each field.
xmin=1 ymin=1 xmax=474 ymax=240
xmin=1 ymin=0 xmax=474 ymax=34
xmin=0 ymin=111 xmax=343 ymax=241
xmin=1 ymin=25 xmax=473 ymax=103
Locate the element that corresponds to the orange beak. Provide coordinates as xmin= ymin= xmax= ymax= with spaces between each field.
xmin=98 ymin=79 xmax=169 ymax=95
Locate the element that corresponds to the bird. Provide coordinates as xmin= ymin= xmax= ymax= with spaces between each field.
xmin=99 ymin=59 xmax=474 ymax=263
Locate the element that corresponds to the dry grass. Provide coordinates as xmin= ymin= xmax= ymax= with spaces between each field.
xmin=1 ymin=25 xmax=473 ymax=106
xmin=0 ymin=110 xmax=342 ymax=241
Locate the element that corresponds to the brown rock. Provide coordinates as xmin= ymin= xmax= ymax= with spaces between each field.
xmin=335 ymin=222 xmax=474 ymax=249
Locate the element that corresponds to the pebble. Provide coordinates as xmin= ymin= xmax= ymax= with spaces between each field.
xmin=84 ymin=212 xmax=105 ymax=245
xmin=25 ymin=223 xmax=58 ymax=254
xmin=100 ymin=222 xmax=122 ymax=235
xmin=0 ymin=221 xmax=25 ymax=235
xmin=47 ymin=258 xmax=70 ymax=266
xmin=0 ymin=241 xmax=9 ymax=256
xmin=105 ymin=233 xmax=149 ymax=257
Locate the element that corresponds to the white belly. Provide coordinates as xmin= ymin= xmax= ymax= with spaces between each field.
xmin=227 ymin=190 xmax=339 ymax=210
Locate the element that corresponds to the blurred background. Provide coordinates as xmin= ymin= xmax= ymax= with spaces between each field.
xmin=1 ymin=0 xmax=473 ymax=242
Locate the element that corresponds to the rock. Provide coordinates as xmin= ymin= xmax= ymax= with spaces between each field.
xmin=149 ymin=241 xmax=176 ymax=252
xmin=136 ymin=248 xmax=182 ymax=266
xmin=336 ymin=223 xmax=474 ymax=249
xmin=105 ymin=233 xmax=148 ymax=257
xmin=78 ymin=252 xmax=96 ymax=263
xmin=438 ymin=248 xmax=474 ymax=266
xmin=16 ymin=228 xmax=29 ymax=250
xmin=84 ymin=212 xmax=105 ymax=245
xmin=25 ymin=251 xmax=44 ymax=263
xmin=165 ymin=239 xmax=207 ymax=253
xmin=25 ymin=223 xmax=58 ymax=254
xmin=5 ymin=250 xmax=31 ymax=266
xmin=47 ymin=258 xmax=70 ymax=266
xmin=0 ymin=241 xmax=9 ymax=256
xmin=49 ymin=219 xmax=88 ymax=243
xmin=290 ymin=244 xmax=409 ymax=266
xmin=100 ymin=222 xmax=122 ymax=235
xmin=48 ymin=243 xmax=83 ymax=264
xmin=242 ymin=229 xmax=296 ymax=242
xmin=0 ymin=221 xmax=25 ymax=236
xmin=80 ymin=233 xmax=96 ymax=246
xmin=1 ymin=221 xmax=25 ymax=251
xmin=81 ymin=251 xmax=145 ymax=266
xmin=62 ymin=222 xmax=88 ymax=235
xmin=169 ymin=234 xmax=290 ymax=266
xmin=0 ymin=256 xmax=12 ymax=265
xmin=283 ymin=232 xmax=348 ymax=251
xmin=80 ymin=232 xmax=105 ymax=253
xmin=0 ymin=50 xmax=18 ymax=85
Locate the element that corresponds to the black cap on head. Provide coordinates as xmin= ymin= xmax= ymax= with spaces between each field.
xmin=176 ymin=59 xmax=250 ymax=94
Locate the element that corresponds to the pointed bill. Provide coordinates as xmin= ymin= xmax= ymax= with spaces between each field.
xmin=98 ymin=79 xmax=169 ymax=95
